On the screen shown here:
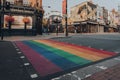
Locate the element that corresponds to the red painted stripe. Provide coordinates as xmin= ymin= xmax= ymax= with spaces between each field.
xmin=15 ymin=41 xmax=62 ymax=77
xmin=48 ymin=39 xmax=116 ymax=56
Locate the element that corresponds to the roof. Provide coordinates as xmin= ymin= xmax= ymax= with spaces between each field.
xmin=71 ymin=1 xmax=96 ymax=9
xmin=73 ymin=20 xmax=98 ymax=25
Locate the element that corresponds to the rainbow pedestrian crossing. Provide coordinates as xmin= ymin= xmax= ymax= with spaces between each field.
xmin=15 ymin=39 xmax=116 ymax=77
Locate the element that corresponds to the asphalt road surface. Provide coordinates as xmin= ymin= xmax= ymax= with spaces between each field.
xmin=51 ymin=34 xmax=120 ymax=80
xmin=52 ymin=34 xmax=120 ymax=53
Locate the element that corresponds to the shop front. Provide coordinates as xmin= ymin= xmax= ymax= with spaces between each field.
xmin=73 ymin=21 xmax=102 ymax=33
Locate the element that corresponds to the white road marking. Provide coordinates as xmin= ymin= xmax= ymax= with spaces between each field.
xmin=16 ymin=49 xmax=19 ymax=51
xmin=30 ymin=74 xmax=38 ymax=78
xmin=85 ymin=74 xmax=91 ymax=78
xmin=20 ymin=56 xmax=25 ymax=59
xmin=96 ymin=66 xmax=108 ymax=70
xmin=24 ymin=63 xmax=30 ymax=66
xmin=18 ymin=52 xmax=22 ymax=54
xmin=114 ymin=58 xmax=120 ymax=61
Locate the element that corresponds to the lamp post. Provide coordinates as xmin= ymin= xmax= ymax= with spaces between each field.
xmin=0 ymin=0 xmax=11 ymax=40
xmin=56 ymin=18 xmax=59 ymax=36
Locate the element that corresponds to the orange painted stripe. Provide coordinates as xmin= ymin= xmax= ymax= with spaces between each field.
xmin=35 ymin=40 xmax=103 ymax=61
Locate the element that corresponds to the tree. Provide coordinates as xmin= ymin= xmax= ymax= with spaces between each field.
xmin=5 ymin=15 xmax=15 ymax=30
xmin=22 ymin=17 xmax=30 ymax=30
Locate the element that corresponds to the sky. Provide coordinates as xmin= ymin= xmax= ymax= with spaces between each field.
xmin=43 ymin=0 xmax=120 ymax=16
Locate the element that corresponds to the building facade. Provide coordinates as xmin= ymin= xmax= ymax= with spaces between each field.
xmin=48 ymin=15 xmax=63 ymax=33
xmin=70 ymin=1 xmax=97 ymax=22
xmin=103 ymin=7 xmax=108 ymax=25
xmin=6 ymin=0 xmax=42 ymax=7
xmin=97 ymin=6 xmax=104 ymax=24
xmin=0 ymin=0 xmax=44 ymax=35
xmin=96 ymin=6 xmax=108 ymax=33
xmin=70 ymin=1 xmax=105 ymax=33
xmin=117 ymin=5 xmax=120 ymax=32
xmin=108 ymin=9 xmax=119 ymax=32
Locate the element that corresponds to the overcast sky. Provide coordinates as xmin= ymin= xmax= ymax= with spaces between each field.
xmin=43 ymin=0 xmax=120 ymax=15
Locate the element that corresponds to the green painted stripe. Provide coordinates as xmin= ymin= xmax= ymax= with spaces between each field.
xmin=30 ymin=40 xmax=92 ymax=65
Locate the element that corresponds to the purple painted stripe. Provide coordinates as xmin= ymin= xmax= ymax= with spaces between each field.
xmin=15 ymin=41 xmax=62 ymax=77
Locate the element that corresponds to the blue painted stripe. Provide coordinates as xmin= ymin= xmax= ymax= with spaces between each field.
xmin=23 ymin=41 xmax=80 ymax=70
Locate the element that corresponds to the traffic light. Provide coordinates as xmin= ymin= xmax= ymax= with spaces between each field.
xmin=5 ymin=1 xmax=10 ymax=10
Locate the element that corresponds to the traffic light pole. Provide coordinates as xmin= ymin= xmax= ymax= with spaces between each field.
xmin=0 ymin=0 xmax=11 ymax=40
xmin=0 ymin=0 xmax=5 ymax=40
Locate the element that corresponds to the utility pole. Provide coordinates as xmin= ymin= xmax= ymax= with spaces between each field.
xmin=65 ymin=0 xmax=68 ymax=36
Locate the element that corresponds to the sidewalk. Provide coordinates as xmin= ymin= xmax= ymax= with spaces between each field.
xmin=2 ymin=32 xmax=120 ymax=41
xmin=83 ymin=63 xmax=120 ymax=80
xmin=2 ymin=33 xmax=77 ymax=41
